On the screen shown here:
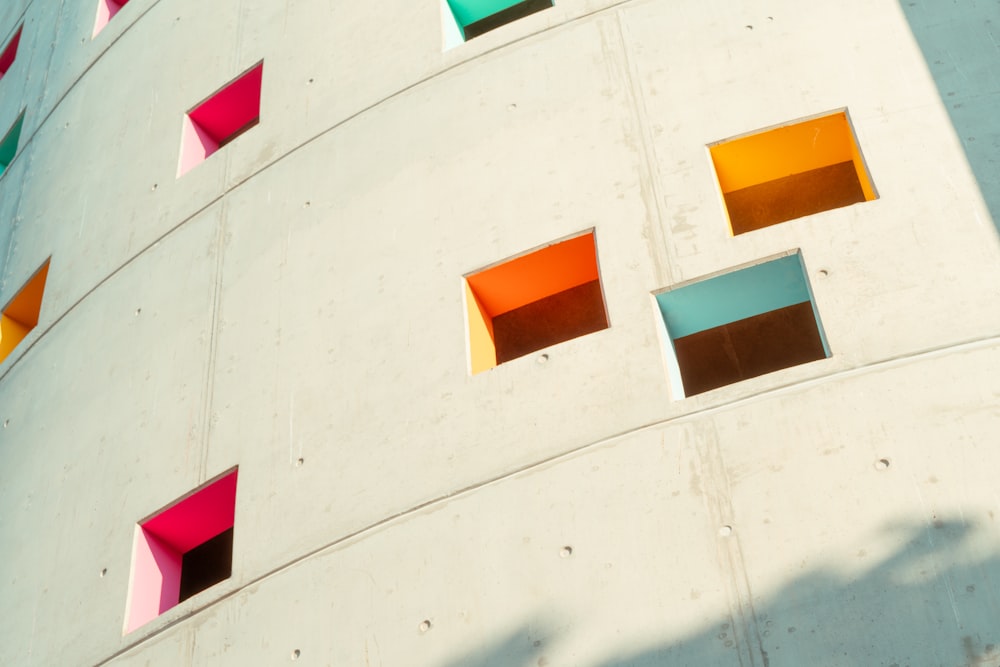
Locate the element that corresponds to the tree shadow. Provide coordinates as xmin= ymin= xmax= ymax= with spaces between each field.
xmin=439 ymin=517 xmax=1000 ymax=666
xmin=438 ymin=623 xmax=548 ymax=667
xmin=600 ymin=520 xmax=1000 ymax=667
xmin=899 ymin=1 xmax=1000 ymax=236
xmin=598 ymin=517 xmax=1000 ymax=666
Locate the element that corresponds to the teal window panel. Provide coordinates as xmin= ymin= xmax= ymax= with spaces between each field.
xmin=447 ymin=0 xmax=523 ymax=27
xmin=655 ymin=253 xmax=812 ymax=339
xmin=446 ymin=0 xmax=553 ymax=40
xmin=654 ymin=252 xmax=831 ymax=399
xmin=0 ymin=111 xmax=24 ymax=174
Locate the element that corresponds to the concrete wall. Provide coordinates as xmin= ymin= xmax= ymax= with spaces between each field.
xmin=2 ymin=0 xmax=999 ymax=664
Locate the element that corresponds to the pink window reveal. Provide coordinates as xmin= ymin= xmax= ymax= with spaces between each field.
xmin=177 ymin=62 xmax=264 ymax=177
xmin=93 ymin=0 xmax=129 ymax=38
xmin=125 ymin=469 xmax=238 ymax=633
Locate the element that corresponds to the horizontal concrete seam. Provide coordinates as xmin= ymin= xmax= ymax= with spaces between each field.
xmin=0 ymin=6 xmax=29 ymax=52
xmin=0 ymin=0 xmax=641 ymax=381
xmin=0 ymin=0 xmax=31 ymax=300
xmin=0 ymin=190 xmax=224 ymax=383
xmin=0 ymin=3 xmax=33 ymax=282
xmin=0 ymin=0 xmax=164 ymax=180
xmin=96 ymin=330 xmax=1000 ymax=663
xmin=2 ymin=0 xmax=637 ymax=381
xmin=3 ymin=0 xmax=633 ymax=196
xmin=0 ymin=0 xmax=161 ymax=365
xmin=215 ymin=0 xmax=638 ymax=195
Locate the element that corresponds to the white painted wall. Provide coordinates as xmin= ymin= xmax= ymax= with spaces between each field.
xmin=2 ymin=0 xmax=1000 ymax=665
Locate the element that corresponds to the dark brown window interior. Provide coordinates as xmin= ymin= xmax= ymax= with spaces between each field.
xmin=724 ymin=161 xmax=866 ymax=235
xmin=492 ymin=279 xmax=607 ymax=364
xmin=673 ymin=301 xmax=826 ymax=396
xmin=463 ymin=0 xmax=553 ymax=40
xmin=178 ymin=527 xmax=234 ymax=603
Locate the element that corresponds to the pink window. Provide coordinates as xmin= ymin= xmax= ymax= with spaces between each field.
xmin=0 ymin=26 xmax=22 ymax=78
xmin=177 ymin=62 xmax=264 ymax=177
xmin=93 ymin=0 xmax=129 ymax=38
xmin=125 ymin=469 xmax=238 ymax=633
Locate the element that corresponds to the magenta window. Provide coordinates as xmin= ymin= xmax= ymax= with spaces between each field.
xmin=125 ymin=469 xmax=238 ymax=633
xmin=93 ymin=0 xmax=129 ymax=38
xmin=0 ymin=26 xmax=22 ymax=78
xmin=177 ymin=62 xmax=263 ymax=177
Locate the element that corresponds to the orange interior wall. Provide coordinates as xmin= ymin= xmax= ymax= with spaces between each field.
xmin=465 ymin=232 xmax=599 ymax=374
xmin=710 ymin=112 xmax=874 ymax=197
xmin=5 ymin=261 xmax=49 ymax=326
xmin=0 ymin=260 xmax=50 ymax=364
xmin=466 ymin=233 xmax=598 ymax=317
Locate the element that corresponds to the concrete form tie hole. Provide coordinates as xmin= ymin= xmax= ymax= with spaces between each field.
xmin=875 ymin=458 xmax=891 ymax=470
xmin=537 ymin=354 xmax=549 ymax=364
xmin=2 ymin=419 xmax=8 ymax=428
xmin=419 ymin=619 xmax=432 ymax=633
xmin=291 ymin=648 xmax=300 ymax=660
xmin=295 ymin=457 xmax=304 ymax=467
xmin=718 ymin=525 xmax=733 ymax=537
xmin=100 ymin=568 xmax=107 ymax=578
xmin=559 ymin=546 xmax=573 ymax=558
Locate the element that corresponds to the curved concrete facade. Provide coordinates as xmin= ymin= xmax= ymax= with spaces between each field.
xmin=3 ymin=1 xmax=1000 ymax=665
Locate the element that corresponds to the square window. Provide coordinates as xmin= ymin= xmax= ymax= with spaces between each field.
xmin=93 ymin=0 xmax=129 ymax=38
xmin=444 ymin=0 xmax=553 ymax=44
xmin=654 ymin=252 xmax=828 ymax=398
xmin=0 ymin=111 xmax=25 ymax=175
xmin=0 ymin=258 xmax=49 ymax=365
xmin=464 ymin=230 xmax=608 ymax=374
xmin=709 ymin=110 xmax=876 ymax=235
xmin=0 ymin=25 xmax=22 ymax=78
xmin=125 ymin=469 xmax=238 ymax=633
xmin=177 ymin=62 xmax=263 ymax=177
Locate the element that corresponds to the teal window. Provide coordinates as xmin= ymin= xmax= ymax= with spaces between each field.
xmin=655 ymin=252 xmax=829 ymax=397
xmin=446 ymin=0 xmax=553 ymax=41
xmin=0 ymin=111 xmax=24 ymax=175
